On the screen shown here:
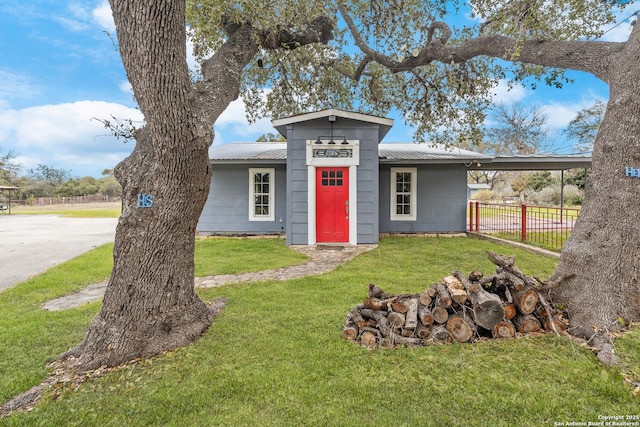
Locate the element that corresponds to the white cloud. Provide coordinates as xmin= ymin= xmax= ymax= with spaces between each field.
xmin=93 ymin=1 xmax=115 ymax=32
xmin=213 ymin=96 xmax=276 ymax=146
xmin=0 ymin=70 xmax=40 ymax=106
xmin=54 ymin=16 xmax=90 ymax=32
xmin=119 ymin=80 xmax=132 ymax=94
xmin=0 ymin=100 xmax=142 ymax=177
xmin=490 ymin=80 xmax=528 ymax=104
xmin=600 ymin=21 xmax=633 ymax=42
xmin=541 ymin=97 xmax=606 ymax=131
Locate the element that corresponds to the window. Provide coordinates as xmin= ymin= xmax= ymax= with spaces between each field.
xmin=249 ymin=168 xmax=275 ymax=221
xmin=390 ymin=168 xmax=417 ymax=221
xmin=320 ymin=169 xmax=344 ymax=187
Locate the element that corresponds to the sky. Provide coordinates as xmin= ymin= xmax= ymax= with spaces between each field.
xmin=0 ymin=1 xmax=635 ymax=178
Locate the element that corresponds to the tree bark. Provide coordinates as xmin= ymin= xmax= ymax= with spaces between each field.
xmin=549 ymin=22 xmax=640 ymax=338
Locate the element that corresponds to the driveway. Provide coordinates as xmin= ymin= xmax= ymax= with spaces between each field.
xmin=0 ymin=215 xmax=117 ymax=292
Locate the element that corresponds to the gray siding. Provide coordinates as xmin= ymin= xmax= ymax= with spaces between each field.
xmin=379 ymin=164 xmax=468 ymax=233
xmin=283 ymin=119 xmax=382 ymax=245
xmin=198 ymin=164 xmax=287 ymax=235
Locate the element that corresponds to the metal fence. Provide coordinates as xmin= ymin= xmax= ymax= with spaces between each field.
xmin=468 ymin=201 xmax=580 ymax=251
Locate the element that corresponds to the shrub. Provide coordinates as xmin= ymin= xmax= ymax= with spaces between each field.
xmin=471 ymin=189 xmax=494 ymax=201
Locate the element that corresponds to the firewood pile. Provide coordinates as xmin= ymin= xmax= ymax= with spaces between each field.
xmin=342 ymin=251 xmax=568 ymax=348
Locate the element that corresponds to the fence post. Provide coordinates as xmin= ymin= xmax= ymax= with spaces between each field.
xmin=521 ymin=203 xmax=527 ymax=242
xmin=474 ymin=201 xmax=480 ymax=232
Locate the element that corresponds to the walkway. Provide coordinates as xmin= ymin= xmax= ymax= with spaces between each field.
xmin=42 ymin=244 xmax=377 ymax=311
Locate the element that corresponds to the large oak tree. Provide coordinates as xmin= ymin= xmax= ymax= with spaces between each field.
xmin=334 ymin=0 xmax=640 ymax=342
xmin=63 ymin=0 xmax=334 ymax=371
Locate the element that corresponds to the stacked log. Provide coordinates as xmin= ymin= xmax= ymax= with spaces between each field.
xmin=342 ymin=252 xmax=568 ymax=348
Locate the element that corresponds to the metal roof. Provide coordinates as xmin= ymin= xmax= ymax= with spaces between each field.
xmin=210 ymin=142 xmax=489 ymax=164
xmin=210 ymin=143 xmax=287 ymax=163
xmin=473 ymin=154 xmax=592 ymax=170
xmin=209 ymin=143 xmax=592 ymax=170
xmin=378 ymin=143 xmax=491 ymax=163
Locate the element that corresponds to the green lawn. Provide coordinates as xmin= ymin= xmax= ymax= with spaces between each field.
xmin=1 ymin=236 xmax=638 ymax=426
xmin=10 ymin=202 xmax=122 ymax=218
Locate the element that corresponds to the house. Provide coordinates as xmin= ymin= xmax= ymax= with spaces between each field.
xmin=467 ymin=183 xmax=491 ymax=201
xmin=197 ymin=109 xmax=590 ymax=246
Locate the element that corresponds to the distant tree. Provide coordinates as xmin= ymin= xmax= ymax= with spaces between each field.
xmin=256 ymin=132 xmax=286 ymax=142
xmin=510 ymin=173 xmax=528 ymax=195
xmin=0 ymin=147 xmax=19 ymax=185
xmin=564 ymin=168 xmax=589 ymax=190
xmin=464 ymin=102 xmax=551 ymax=190
xmin=55 ymin=177 xmax=101 ymax=197
xmin=28 ymin=164 xmax=73 ymax=185
xmin=99 ymin=176 xmax=122 ymax=199
xmin=484 ymin=102 xmax=551 ymax=155
xmin=526 ymin=171 xmax=556 ymax=192
xmin=564 ymin=100 xmax=606 ymax=153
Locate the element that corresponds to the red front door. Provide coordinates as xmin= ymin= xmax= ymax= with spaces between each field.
xmin=316 ymin=167 xmax=349 ymax=243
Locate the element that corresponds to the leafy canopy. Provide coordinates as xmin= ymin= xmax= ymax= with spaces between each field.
xmin=186 ymin=0 xmax=627 ymax=144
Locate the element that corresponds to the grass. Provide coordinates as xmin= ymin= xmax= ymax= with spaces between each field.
xmin=495 ymin=231 xmax=571 ymax=252
xmin=11 ymin=202 xmax=122 ymax=218
xmin=1 ymin=236 xmax=638 ymax=426
xmin=194 ymin=237 xmax=307 ymax=276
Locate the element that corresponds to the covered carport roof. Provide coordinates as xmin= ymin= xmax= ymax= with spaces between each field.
xmin=0 ymin=185 xmax=19 ymax=214
xmin=469 ymin=154 xmax=592 ymax=170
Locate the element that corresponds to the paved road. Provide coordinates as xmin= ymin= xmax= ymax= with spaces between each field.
xmin=0 ymin=215 xmax=117 ymax=292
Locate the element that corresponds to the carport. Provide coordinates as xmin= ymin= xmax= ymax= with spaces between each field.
xmin=468 ymin=153 xmax=592 ymax=205
xmin=0 ymin=185 xmax=19 ymax=214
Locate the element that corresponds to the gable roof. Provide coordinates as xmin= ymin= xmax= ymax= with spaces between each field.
xmin=272 ymin=109 xmax=394 ymax=140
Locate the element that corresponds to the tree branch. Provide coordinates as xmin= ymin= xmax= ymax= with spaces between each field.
xmin=337 ymin=1 xmax=624 ymax=82
xmin=197 ymin=16 xmax=334 ymax=123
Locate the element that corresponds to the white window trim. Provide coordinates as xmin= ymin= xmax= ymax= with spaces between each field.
xmin=390 ymin=167 xmax=417 ymax=221
xmin=249 ymin=168 xmax=275 ymax=221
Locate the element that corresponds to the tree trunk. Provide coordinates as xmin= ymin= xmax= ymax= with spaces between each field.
xmin=63 ymin=0 xmax=333 ymax=371
xmin=550 ymin=22 xmax=640 ymax=338
xmin=65 ymin=0 xmax=217 ymax=370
